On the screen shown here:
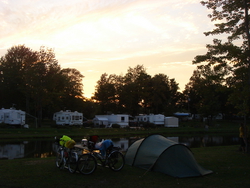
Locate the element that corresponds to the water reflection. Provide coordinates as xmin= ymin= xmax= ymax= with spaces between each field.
xmin=0 ymin=135 xmax=239 ymax=160
xmin=0 ymin=140 xmax=55 ymax=160
xmin=178 ymin=135 xmax=239 ymax=148
xmin=0 ymin=144 xmax=25 ymax=159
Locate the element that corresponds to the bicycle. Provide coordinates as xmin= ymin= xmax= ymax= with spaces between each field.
xmin=77 ymin=138 xmax=125 ymax=175
xmin=55 ymin=137 xmax=79 ymax=173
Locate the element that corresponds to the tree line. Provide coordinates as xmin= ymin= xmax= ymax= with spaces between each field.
xmin=93 ymin=65 xmax=180 ymax=116
xmin=0 ymin=0 xmax=250 ymax=126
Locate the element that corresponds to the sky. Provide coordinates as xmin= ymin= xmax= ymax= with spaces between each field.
xmin=0 ymin=0 xmax=217 ymax=98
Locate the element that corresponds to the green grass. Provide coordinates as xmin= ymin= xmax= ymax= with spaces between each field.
xmin=0 ymin=120 xmax=242 ymax=140
xmin=0 ymin=145 xmax=249 ymax=188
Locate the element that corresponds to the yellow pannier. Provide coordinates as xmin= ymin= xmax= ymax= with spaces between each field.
xmin=65 ymin=139 xmax=76 ymax=149
xmin=60 ymin=135 xmax=75 ymax=148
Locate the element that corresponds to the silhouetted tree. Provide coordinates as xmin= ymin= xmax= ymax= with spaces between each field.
xmin=195 ymin=0 xmax=250 ymax=122
xmin=0 ymin=45 xmax=85 ymax=126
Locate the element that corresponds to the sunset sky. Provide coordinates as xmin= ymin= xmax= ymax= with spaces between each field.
xmin=0 ymin=0 xmax=217 ymax=98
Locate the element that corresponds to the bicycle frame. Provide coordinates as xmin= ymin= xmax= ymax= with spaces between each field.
xmin=55 ymin=140 xmax=79 ymax=173
xmin=92 ymin=150 xmax=108 ymax=167
xmin=88 ymin=146 xmax=123 ymax=168
xmin=86 ymin=141 xmax=109 ymax=166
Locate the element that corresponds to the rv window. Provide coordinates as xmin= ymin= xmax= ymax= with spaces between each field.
xmin=121 ymin=117 xmax=125 ymax=122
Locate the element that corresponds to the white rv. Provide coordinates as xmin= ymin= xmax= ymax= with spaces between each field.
xmin=0 ymin=108 xmax=26 ymax=125
xmin=135 ymin=114 xmax=165 ymax=125
xmin=53 ymin=110 xmax=83 ymax=126
xmin=149 ymin=114 xmax=165 ymax=125
xmin=93 ymin=114 xmax=129 ymax=128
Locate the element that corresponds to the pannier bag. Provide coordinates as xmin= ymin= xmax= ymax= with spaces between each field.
xmin=65 ymin=140 xmax=76 ymax=149
xmin=60 ymin=135 xmax=76 ymax=148
xmin=88 ymin=135 xmax=99 ymax=149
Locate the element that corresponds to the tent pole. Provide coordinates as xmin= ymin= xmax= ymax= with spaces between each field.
xmin=141 ymin=163 xmax=155 ymax=177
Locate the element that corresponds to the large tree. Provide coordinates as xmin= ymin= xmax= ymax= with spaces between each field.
xmin=58 ymin=68 xmax=84 ymax=112
xmin=184 ymin=64 xmax=230 ymax=124
xmin=145 ymin=74 xmax=179 ymax=115
xmin=0 ymin=45 xmax=37 ymax=109
xmin=193 ymin=0 xmax=250 ymax=121
xmin=93 ymin=73 xmax=118 ymax=114
xmin=0 ymin=45 xmax=85 ymax=126
xmin=118 ymin=65 xmax=151 ymax=115
xmin=30 ymin=47 xmax=62 ymax=125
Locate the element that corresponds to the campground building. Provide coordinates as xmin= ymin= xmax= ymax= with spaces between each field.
xmin=164 ymin=116 xmax=179 ymax=127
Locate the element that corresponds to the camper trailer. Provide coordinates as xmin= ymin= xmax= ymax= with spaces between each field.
xmin=0 ymin=108 xmax=26 ymax=126
xmin=135 ymin=114 xmax=165 ymax=125
xmin=149 ymin=114 xmax=165 ymax=125
xmin=53 ymin=110 xmax=83 ymax=126
xmin=93 ymin=114 xmax=129 ymax=128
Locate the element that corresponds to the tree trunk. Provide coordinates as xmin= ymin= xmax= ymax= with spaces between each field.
xmin=243 ymin=0 xmax=250 ymax=53
xmin=243 ymin=0 xmax=250 ymax=153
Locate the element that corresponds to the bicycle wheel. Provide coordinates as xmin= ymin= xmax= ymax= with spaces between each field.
xmin=68 ymin=152 xmax=78 ymax=173
xmin=78 ymin=154 xmax=97 ymax=175
xmin=108 ymin=151 xmax=124 ymax=171
xmin=55 ymin=148 xmax=63 ymax=169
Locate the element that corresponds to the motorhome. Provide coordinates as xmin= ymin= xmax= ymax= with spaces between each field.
xmin=0 ymin=108 xmax=26 ymax=126
xmin=53 ymin=110 xmax=83 ymax=126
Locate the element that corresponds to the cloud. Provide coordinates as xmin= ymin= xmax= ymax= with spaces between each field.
xmin=0 ymin=0 xmax=216 ymax=97
xmin=0 ymin=0 xmax=207 ymax=52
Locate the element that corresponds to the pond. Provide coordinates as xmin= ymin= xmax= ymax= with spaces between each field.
xmin=0 ymin=135 xmax=240 ymax=160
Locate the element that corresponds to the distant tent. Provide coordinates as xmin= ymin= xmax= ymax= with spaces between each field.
xmin=125 ymin=134 xmax=213 ymax=178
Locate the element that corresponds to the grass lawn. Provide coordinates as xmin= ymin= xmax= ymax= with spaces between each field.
xmin=0 ymin=119 xmax=242 ymax=140
xmin=0 ymin=145 xmax=249 ymax=188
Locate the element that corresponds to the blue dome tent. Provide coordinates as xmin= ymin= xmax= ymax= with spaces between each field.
xmin=125 ymin=134 xmax=213 ymax=178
